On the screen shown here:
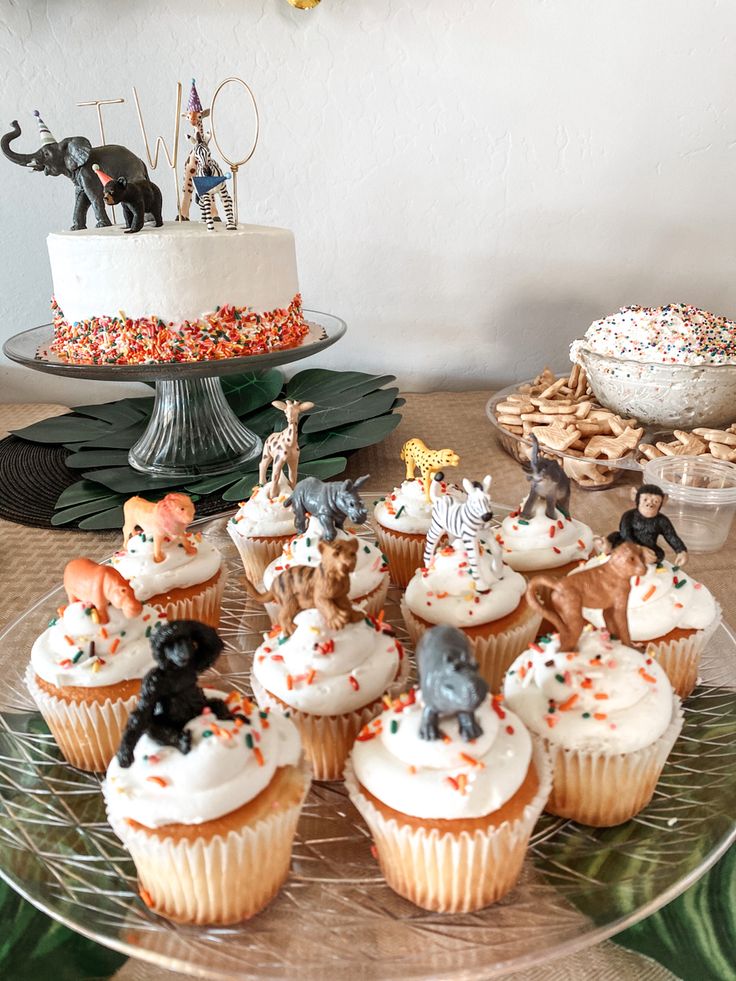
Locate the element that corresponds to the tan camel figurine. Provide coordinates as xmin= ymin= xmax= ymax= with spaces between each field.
xmin=258 ymin=399 xmax=315 ymax=497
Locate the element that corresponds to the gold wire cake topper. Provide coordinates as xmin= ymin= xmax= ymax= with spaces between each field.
xmin=131 ymin=82 xmax=183 ymax=218
xmin=209 ymin=77 xmax=260 ymax=227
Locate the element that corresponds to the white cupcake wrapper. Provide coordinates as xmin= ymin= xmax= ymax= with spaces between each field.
xmin=540 ymin=693 xmax=684 ymax=827
xmin=264 ymin=573 xmax=390 ymax=627
xmin=251 ymin=654 xmax=411 ymax=781
xmin=647 ymin=602 xmax=722 ymax=699
xmin=344 ymin=743 xmax=553 ymax=913
xmin=400 ymin=599 xmax=541 ymax=694
xmin=372 ymin=523 xmax=424 ymax=588
xmin=229 ymin=532 xmax=292 ymax=587
xmin=25 ymin=664 xmax=138 ymax=772
xmin=149 ymin=568 xmax=226 ymax=628
xmin=108 ymin=762 xmax=310 ymax=925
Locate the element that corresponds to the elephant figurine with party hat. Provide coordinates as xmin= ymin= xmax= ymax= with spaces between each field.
xmin=1 ymin=110 xmax=150 ymax=230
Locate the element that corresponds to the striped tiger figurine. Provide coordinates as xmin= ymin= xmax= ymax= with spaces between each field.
xmin=423 ymin=475 xmax=502 ymax=589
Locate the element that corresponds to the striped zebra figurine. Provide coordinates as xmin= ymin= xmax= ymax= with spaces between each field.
xmin=179 ymin=79 xmax=236 ymax=231
xmin=423 ymin=475 xmax=502 ymax=589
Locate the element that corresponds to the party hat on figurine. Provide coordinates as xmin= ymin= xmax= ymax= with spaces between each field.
xmin=33 ymin=109 xmax=56 ymax=146
xmin=193 ymin=173 xmax=230 ymax=197
xmin=186 ymin=78 xmax=203 ymax=114
xmin=92 ymin=163 xmax=114 ymax=186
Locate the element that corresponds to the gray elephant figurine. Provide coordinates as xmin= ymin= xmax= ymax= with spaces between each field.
xmin=284 ymin=475 xmax=370 ymax=540
xmin=417 ymin=625 xmax=489 ymax=742
xmin=520 ymin=433 xmax=571 ymax=520
xmin=2 ymin=116 xmax=150 ymax=231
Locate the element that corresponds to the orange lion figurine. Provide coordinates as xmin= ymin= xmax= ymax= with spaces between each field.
xmin=63 ymin=558 xmax=142 ymax=624
xmin=122 ymin=492 xmax=196 ymax=564
xmin=525 ymin=541 xmax=649 ymax=651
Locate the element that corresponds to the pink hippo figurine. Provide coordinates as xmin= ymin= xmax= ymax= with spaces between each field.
xmin=63 ymin=558 xmax=142 ymax=624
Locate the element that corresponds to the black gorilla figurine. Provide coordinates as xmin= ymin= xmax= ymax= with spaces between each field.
xmin=417 ymin=625 xmax=489 ymax=742
xmin=606 ymin=483 xmax=687 ymax=566
xmin=116 ymin=619 xmax=231 ymax=768
xmin=102 ymin=174 xmax=163 ymax=234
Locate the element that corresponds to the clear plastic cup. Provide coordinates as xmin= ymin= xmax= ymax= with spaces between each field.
xmin=643 ymin=456 xmax=736 ymax=553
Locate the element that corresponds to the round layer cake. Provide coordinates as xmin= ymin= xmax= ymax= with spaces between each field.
xmin=47 ymin=222 xmax=309 ymax=364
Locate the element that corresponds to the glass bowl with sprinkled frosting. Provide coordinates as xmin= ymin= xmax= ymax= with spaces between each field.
xmin=570 ymin=303 xmax=736 ymax=429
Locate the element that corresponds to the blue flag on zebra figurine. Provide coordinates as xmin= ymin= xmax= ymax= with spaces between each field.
xmin=193 ymin=173 xmax=230 ymax=197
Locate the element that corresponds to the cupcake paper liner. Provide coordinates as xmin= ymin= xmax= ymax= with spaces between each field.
xmin=647 ymin=604 xmax=722 ymax=699
xmin=25 ymin=664 xmax=138 ymax=772
xmin=372 ymin=524 xmax=424 ymax=589
xmin=344 ymin=743 xmax=553 ymax=913
xmin=230 ymin=533 xmax=293 ymax=587
xmin=541 ymin=693 xmax=684 ymax=827
xmin=251 ymin=655 xmax=410 ymax=782
xmin=264 ymin=573 xmax=390 ymax=628
xmin=108 ymin=762 xmax=310 ymax=925
xmin=149 ymin=568 xmax=226 ymax=629
xmin=400 ymin=599 xmax=541 ymax=694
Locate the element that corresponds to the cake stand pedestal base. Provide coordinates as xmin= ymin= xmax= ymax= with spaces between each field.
xmin=128 ymin=376 xmax=262 ymax=478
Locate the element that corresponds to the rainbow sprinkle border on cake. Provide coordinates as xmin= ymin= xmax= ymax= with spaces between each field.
xmin=49 ymin=293 xmax=310 ymax=365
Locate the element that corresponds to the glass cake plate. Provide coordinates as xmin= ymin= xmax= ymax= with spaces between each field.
xmin=0 ymin=509 xmax=734 ymax=981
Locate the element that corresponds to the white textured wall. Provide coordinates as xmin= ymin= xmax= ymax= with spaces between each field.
xmin=1 ymin=0 xmax=736 ymax=404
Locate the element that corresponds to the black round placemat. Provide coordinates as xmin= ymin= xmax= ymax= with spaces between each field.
xmin=0 ymin=436 xmax=231 ymax=529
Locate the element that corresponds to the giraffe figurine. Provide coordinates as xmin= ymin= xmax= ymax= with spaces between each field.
xmin=178 ymin=79 xmax=236 ymax=230
xmin=400 ymin=437 xmax=461 ymax=503
xmin=258 ymin=399 xmax=315 ymax=498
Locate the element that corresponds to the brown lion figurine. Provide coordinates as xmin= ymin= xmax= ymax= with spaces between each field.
xmin=63 ymin=558 xmax=142 ymax=624
xmin=526 ymin=542 xmax=649 ymax=651
xmin=243 ymin=538 xmax=365 ymax=635
xmin=122 ymin=492 xmax=196 ymax=564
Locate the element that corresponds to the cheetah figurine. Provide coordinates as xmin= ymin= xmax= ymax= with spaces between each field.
xmin=400 ymin=438 xmax=461 ymax=503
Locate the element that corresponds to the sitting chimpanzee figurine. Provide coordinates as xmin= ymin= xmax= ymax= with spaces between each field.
xmin=605 ymin=483 xmax=687 ymax=567
xmin=102 ymin=173 xmax=164 ymax=234
xmin=417 ymin=625 xmax=489 ymax=742
xmin=116 ymin=619 xmax=232 ymax=768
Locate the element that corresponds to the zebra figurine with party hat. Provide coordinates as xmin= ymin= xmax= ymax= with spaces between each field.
xmin=178 ymin=79 xmax=236 ymax=231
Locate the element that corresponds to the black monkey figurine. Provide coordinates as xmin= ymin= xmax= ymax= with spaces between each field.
xmin=605 ymin=483 xmax=687 ymax=567
xmin=94 ymin=165 xmax=164 ymax=234
xmin=116 ymin=620 xmax=231 ymax=768
xmin=417 ymin=625 xmax=489 ymax=742
xmin=520 ymin=433 xmax=571 ymax=520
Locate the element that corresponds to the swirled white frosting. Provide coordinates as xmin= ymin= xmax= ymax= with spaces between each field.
xmin=570 ymin=303 xmax=736 ymax=366
xmin=227 ymin=476 xmax=296 ymax=539
xmin=374 ymin=479 xmax=465 ymax=535
xmin=31 ymin=601 xmax=160 ymax=688
xmin=498 ymin=499 xmax=594 ymax=572
xmin=110 ymin=531 xmax=222 ymax=601
xmin=578 ymin=556 xmax=719 ymax=641
xmin=404 ymin=537 xmax=527 ymax=627
xmin=103 ymin=689 xmax=302 ymax=829
xmin=504 ymin=629 xmax=675 ymax=753
xmin=351 ymin=691 xmax=532 ymax=819
xmin=252 ymin=608 xmax=402 ymax=715
xmin=263 ymin=516 xmax=389 ymax=600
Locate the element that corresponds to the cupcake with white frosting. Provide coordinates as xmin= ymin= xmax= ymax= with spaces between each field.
xmin=373 ymin=477 xmax=465 ymax=587
xmin=579 ymin=555 xmax=721 ymax=698
xmin=105 ymin=688 xmax=308 ymax=924
xmin=27 ymin=593 xmax=160 ymax=771
xmin=497 ymin=497 xmax=594 ymax=577
xmin=251 ymin=607 xmax=408 ymax=780
xmin=227 ymin=475 xmax=297 ymax=584
xmin=504 ymin=628 xmax=683 ymax=826
xmin=401 ymin=536 xmax=541 ymax=692
xmin=345 ymin=625 xmax=552 ymax=912
xmin=111 ymin=523 xmax=225 ymax=628
xmin=262 ymin=516 xmax=390 ymax=620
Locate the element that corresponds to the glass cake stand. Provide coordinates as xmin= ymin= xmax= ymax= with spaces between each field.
xmin=0 ymin=509 xmax=735 ymax=980
xmin=2 ymin=311 xmax=346 ymax=479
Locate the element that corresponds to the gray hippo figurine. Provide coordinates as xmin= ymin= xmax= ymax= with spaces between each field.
xmin=285 ymin=475 xmax=370 ymax=541
xmin=417 ymin=625 xmax=489 ymax=742
xmin=520 ymin=433 xmax=571 ymax=520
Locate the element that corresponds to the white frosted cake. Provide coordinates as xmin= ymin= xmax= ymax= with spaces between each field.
xmin=47 ymin=223 xmax=309 ymax=364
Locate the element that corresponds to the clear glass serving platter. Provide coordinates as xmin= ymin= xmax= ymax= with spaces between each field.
xmin=0 ymin=511 xmax=734 ymax=981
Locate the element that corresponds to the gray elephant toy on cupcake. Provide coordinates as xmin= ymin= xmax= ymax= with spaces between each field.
xmin=2 ymin=110 xmax=150 ymax=230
